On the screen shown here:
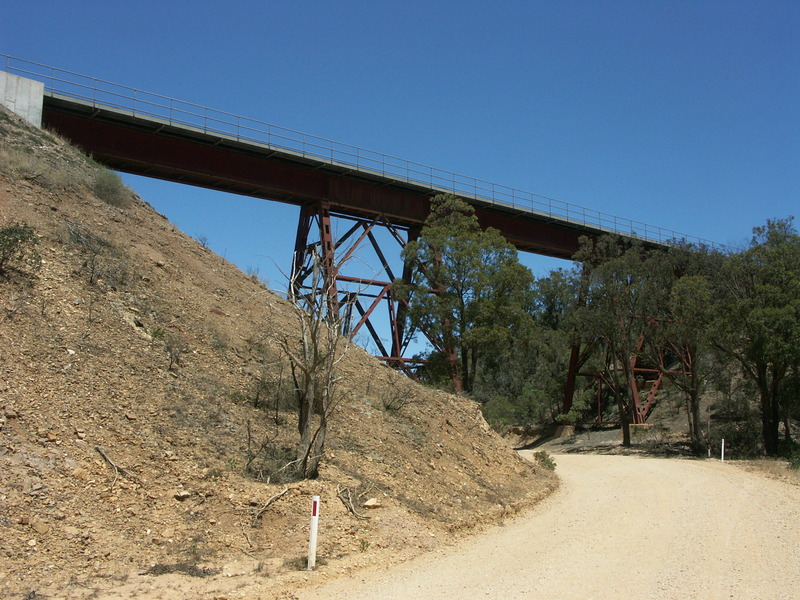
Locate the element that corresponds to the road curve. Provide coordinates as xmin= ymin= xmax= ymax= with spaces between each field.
xmin=297 ymin=452 xmax=800 ymax=600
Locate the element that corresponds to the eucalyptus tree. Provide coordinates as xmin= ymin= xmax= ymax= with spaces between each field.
xmin=712 ymin=218 xmax=800 ymax=456
xmin=571 ymin=235 xmax=664 ymax=446
xmin=397 ymin=194 xmax=535 ymax=393
xmin=642 ymin=242 xmax=724 ymax=454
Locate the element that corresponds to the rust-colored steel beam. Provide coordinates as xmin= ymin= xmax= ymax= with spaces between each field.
xmin=289 ymin=202 xmax=420 ymax=370
xmin=41 ymin=93 xmax=682 ymax=400
xmin=41 ymin=96 xmax=592 ymax=260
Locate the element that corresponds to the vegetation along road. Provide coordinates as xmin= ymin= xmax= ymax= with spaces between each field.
xmin=298 ymin=452 xmax=800 ymax=600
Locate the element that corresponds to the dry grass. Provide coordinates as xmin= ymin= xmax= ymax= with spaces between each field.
xmin=0 ymin=142 xmax=79 ymax=191
xmin=740 ymin=458 xmax=800 ymax=486
xmin=0 ymin=108 xmax=130 ymax=207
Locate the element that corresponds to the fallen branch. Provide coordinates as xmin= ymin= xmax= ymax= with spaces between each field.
xmin=336 ymin=484 xmax=371 ymax=520
xmin=95 ymin=445 xmax=140 ymax=488
xmin=216 ymin=487 xmax=290 ymax=526
xmin=251 ymin=487 xmax=290 ymax=527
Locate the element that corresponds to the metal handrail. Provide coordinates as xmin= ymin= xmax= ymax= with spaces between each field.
xmin=1 ymin=53 xmax=724 ymax=250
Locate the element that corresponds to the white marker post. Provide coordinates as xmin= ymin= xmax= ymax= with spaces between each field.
xmin=308 ymin=495 xmax=320 ymax=570
xmin=721 ymin=438 xmax=725 ymax=463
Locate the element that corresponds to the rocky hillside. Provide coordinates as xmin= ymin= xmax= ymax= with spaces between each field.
xmin=0 ymin=107 xmax=556 ymax=599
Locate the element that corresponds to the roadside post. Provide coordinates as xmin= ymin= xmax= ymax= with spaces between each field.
xmin=308 ymin=495 xmax=320 ymax=570
xmin=721 ymin=439 xmax=725 ymax=463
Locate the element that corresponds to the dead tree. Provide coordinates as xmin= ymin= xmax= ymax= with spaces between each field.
xmin=278 ymin=250 xmax=350 ymax=479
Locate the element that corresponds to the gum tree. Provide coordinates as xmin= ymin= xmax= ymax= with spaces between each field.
xmin=712 ymin=218 xmax=800 ymax=456
xmin=398 ymin=194 xmax=534 ymax=393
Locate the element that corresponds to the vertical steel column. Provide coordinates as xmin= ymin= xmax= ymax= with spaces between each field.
xmin=290 ymin=204 xmax=314 ymax=301
xmin=291 ymin=201 xmax=340 ymax=322
xmin=317 ymin=201 xmax=340 ymax=320
xmin=289 ymin=203 xmax=419 ymax=372
xmin=387 ymin=225 xmax=418 ymax=369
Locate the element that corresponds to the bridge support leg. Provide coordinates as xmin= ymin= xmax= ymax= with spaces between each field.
xmin=291 ymin=202 xmax=340 ymax=324
xmin=290 ymin=202 xmax=420 ymax=372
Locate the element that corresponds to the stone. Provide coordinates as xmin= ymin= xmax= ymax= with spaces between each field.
xmin=174 ymin=490 xmax=191 ymax=501
xmin=63 ymin=525 xmax=81 ymax=537
xmin=31 ymin=520 xmax=50 ymax=535
xmin=362 ymin=498 xmax=382 ymax=509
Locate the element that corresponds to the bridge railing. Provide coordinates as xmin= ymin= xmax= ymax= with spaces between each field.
xmin=2 ymin=53 xmax=724 ymax=250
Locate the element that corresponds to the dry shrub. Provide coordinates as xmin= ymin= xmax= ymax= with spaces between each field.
xmin=92 ymin=168 xmax=130 ymax=207
xmin=0 ymin=222 xmax=41 ymax=275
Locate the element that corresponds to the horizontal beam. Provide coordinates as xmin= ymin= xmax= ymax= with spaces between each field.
xmin=41 ymin=95 xmax=621 ymax=260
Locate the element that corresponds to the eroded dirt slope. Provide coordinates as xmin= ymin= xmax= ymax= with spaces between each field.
xmin=0 ymin=108 xmax=556 ymax=599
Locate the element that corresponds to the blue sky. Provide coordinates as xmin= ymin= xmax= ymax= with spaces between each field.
xmin=3 ymin=1 xmax=799 ymax=348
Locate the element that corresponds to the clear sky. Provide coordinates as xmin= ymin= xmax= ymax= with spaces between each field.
xmin=3 ymin=1 xmax=799 ymax=333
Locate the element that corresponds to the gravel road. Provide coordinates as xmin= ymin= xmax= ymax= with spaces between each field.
xmin=297 ymin=452 xmax=800 ymax=600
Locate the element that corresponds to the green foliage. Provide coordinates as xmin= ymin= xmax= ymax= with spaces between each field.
xmin=647 ymin=243 xmax=723 ymax=454
xmin=398 ymin=194 xmax=535 ymax=393
xmin=481 ymin=397 xmax=518 ymax=429
xmin=712 ymin=218 xmax=800 ymax=455
xmin=571 ymin=236 xmax=662 ymax=445
xmin=475 ymin=325 xmax=572 ymax=429
xmin=532 ymin=450 xmax=556 ymax=471
xmin=714 ymin=418 xmax=763 ymax=458
xmin=228 ymin=391 xmax=250 ymax=404
xmin=92 ymin=168 xmax=129 ymax=207
xmin=0 ymin=222 xmax=41 ymax=275
xmin=397 ymin=194 xmax=798 ymax=459
xmin=532 ymin=268 xmax=578 ymax=330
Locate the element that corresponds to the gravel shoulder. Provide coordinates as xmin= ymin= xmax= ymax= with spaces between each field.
xmin=292 ymin=452 xmax=800 ymax=600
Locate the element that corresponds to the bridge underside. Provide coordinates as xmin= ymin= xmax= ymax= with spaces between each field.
xmin=41 ymin=95 xmax=589 ymax=260
xmin=40 ymin=93 xmax=672 ymax=422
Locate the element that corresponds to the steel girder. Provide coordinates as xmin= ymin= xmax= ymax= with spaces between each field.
xmin=564 ymin=333 xmax=689 ymax=425
xmin=290 ymin=201 xmax=422 ymax=372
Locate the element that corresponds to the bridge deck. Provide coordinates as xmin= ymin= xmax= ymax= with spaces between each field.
xmin=42 ymin=94 xmax=595 ymax=259
xmin=2 ymin=53 xmax=718 ymax=259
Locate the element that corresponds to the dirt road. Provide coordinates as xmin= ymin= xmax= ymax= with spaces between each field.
xmin=296 ymin=453 xmax=800 ymax=600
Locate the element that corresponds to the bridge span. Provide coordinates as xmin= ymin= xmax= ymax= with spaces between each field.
xmin=1 ymin=55 xmax=718 ymax=402
xmin=2 ymin=55 xmax=716 ymax=259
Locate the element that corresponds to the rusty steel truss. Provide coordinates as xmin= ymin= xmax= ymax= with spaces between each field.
xmin=290 ymin=201 xmax=422 ymax=372
xmin=563 ymin=332 xmax=690 ymax=425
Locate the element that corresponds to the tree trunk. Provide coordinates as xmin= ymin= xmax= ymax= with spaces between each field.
xmin=759 ymin=367 xmax=784 ymax=456
xmin=302 ymin=415 xmax=327 ymax=479
xmin=619 ymin=400 xmax=632 ymax=447
xmin=620 ymin=352 xmax=633 ymax=447
xmin=562 ymin=341 xmax=581 ymax=418
xmin=688 ymin=389 xmax=704 ymax=455
xmin=761 ymin=390 xmax=781 ymax=456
